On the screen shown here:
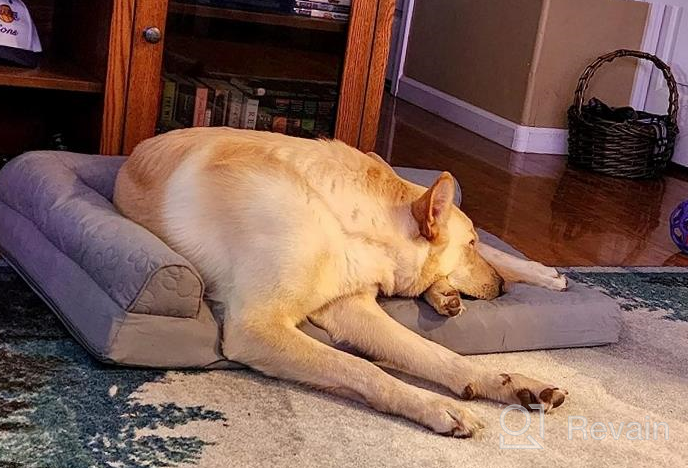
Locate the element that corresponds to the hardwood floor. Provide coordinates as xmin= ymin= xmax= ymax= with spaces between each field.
xmin=376 ymin=95 xmax=688 ymax=267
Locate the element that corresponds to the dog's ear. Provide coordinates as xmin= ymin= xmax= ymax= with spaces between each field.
xmin=411 ymin=172 xmax=455 ymax=241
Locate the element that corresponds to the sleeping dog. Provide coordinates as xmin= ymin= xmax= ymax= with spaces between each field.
xmin=114 ymin=128 xmax=568 ymax=437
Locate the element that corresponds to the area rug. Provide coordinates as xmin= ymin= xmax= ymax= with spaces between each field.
xmin=1 ymin=262 xmax=687 ymax=468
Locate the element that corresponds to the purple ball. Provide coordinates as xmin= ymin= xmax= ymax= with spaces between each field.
xmin=670 ymin=200 xmax=688 ymax=254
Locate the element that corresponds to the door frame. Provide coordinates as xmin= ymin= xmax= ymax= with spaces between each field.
xmin=388 ymin=0 xmax=414 ymax=96
xmin=632 ymin=1 xmax=687 ymax=166
xmin=630 ymin=0 xmax=683 ymax=110
xmin=629 ymin=0 xmax=666 ymax=111
xmin=100 ymin=0 xmax=136 ymax=155
xmin=335 ymin=0 xmax=395 ymax=152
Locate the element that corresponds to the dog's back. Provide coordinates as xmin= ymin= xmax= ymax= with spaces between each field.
xmin=115 ymin=127 xmax=424 ymax=318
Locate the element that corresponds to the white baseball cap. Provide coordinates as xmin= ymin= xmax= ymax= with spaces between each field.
xmin=0 ymin=0 xmax=42 ymax=67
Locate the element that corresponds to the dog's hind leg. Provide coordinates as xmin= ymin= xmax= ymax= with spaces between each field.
xmin=310 ymin=294 xmax=567 ymax=413
xmin=477 ymin=243 xmax=568 ymax=291
xmin=221 ymin=308 xmax=484 ymax=438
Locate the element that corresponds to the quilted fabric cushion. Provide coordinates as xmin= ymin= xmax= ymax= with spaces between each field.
xmin=0 ymin=151 xmax=203 ymax=318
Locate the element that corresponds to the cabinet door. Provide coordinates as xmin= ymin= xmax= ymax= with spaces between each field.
xmin=121 ymin=0 xmax=394 ymax=154
xmin=121 ymin=0 xmax=169 ymax=154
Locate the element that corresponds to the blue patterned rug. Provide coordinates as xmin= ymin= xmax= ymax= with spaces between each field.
xmin=564 ymin=267 xmax=688 ymax=322
xmin=1 ymin=263 xmax=687 ymax=468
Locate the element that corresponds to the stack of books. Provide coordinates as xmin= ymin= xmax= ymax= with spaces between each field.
xmin=293 ymin=0 xmax=351 ymax=21
xmin=158 ymin=74 xmax=338 ymax=139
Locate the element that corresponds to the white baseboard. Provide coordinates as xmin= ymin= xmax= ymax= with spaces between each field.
xmin=397 ymin=76 xmax=569 ymax=155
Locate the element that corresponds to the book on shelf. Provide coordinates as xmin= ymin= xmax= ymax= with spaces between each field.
xmin=187 ymin=78 xmax=210 ymax=127
xmin=229 ymin=78 xmax=263 ymax=130
xmin=166 ymin=74 xmax=196 ymax=128
xmin=198 ymin=78 xmax=232 ymax=127
xmin=294 ymin=1 xmax=350 ymax=13
xmin=203 ymin=82 xmax=215 ymax=126
xmin=226 ymin=85 xmax=244 ymax=128
xmin=315 ymin=100 xmax=336 ymax=137
xmin=159 ymin=76 xmax=178 ymax=128
xmin=242 ymin=97 xmax=260 ymax=129
xmin=293 ymin=8 xmax=348 ymax=21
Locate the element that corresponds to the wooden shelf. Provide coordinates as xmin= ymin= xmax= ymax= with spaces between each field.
xmin=165 ymin=35 xmax=341 ymax=83
xmin=168 ymin=2 xmax=348 ymax=33
xmin=0 ymin=59 xmax=103 ymax=93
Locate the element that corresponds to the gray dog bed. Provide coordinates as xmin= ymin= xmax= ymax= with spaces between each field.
xmin=0 ymin=151 xmax=621 ymax=368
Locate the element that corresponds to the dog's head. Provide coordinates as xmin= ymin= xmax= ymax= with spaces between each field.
xmin=409 ymin=172 xmax=503 ymax=300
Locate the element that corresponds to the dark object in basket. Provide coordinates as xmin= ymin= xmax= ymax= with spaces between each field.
xmin=584 ymin=98 xmax=638 ymax=123
xmin=567 ymin=49 xmax=679 ymax=179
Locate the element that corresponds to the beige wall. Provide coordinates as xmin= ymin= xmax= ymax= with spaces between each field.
xmin=404 ymin=0 xmax=545 ymax=124
xmin=525 ymin=0 xmax=649 ymax=127
xmin=404 ymin=0 xmax=649 ymax=129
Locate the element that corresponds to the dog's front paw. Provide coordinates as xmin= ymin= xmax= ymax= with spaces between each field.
xmin=424 ymin=280 xmax=466 ymax=317
xmin=530 ymin=263 xmax=568 ymax=291
xmin=437 ymin=292 xmax=467 ymax=317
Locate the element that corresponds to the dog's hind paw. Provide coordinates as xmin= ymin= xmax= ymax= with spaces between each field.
xmin=424 ymin=397 xmax=484 ymax=438
xmin=498 ymin=373 xmax=568 ymax=413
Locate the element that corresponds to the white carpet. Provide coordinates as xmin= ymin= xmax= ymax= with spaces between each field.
xmin=130 ymin=306 xmax=688 ymax=467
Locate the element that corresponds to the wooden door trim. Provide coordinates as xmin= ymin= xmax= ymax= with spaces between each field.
xmin=122 ymin=0 xmax=170 ymax=154
xmin=334 ymin=0 xmax=378 ymax=148
xmin=359 ymin=0 xmax=395 ymax=153
xmin=100 ymin=0 xmax=136 ymax=155
xmin=335 ymin=0 xmax=394 ymax=152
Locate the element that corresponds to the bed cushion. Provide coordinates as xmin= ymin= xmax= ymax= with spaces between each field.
xmin=378 ymin=229 xmax=620 ymax=354
xmin=0 ymin=151 xmax=621 ymax=368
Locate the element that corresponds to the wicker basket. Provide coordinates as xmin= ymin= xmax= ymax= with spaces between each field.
xmin=567 ymin=49 xmax=679 ymax=179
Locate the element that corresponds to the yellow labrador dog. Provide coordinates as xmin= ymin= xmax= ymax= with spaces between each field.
xmin=114 ymin=127 xmax=568 ymax=437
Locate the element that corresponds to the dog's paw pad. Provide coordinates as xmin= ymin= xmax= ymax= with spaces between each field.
xmin=500 ymin=373 xmax=567 ymax=412
xmin=440 ymin=295 xmax=467 ymax=317
xmin=539 ymin=387 xmax=567 ymax=409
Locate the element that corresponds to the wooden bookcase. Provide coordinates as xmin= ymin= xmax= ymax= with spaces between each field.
xmin=0 ymin=0 xmax=394 ymax=159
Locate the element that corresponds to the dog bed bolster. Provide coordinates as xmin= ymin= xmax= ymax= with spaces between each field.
xmin=0 ymin=151 xmax=203 ymax=319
